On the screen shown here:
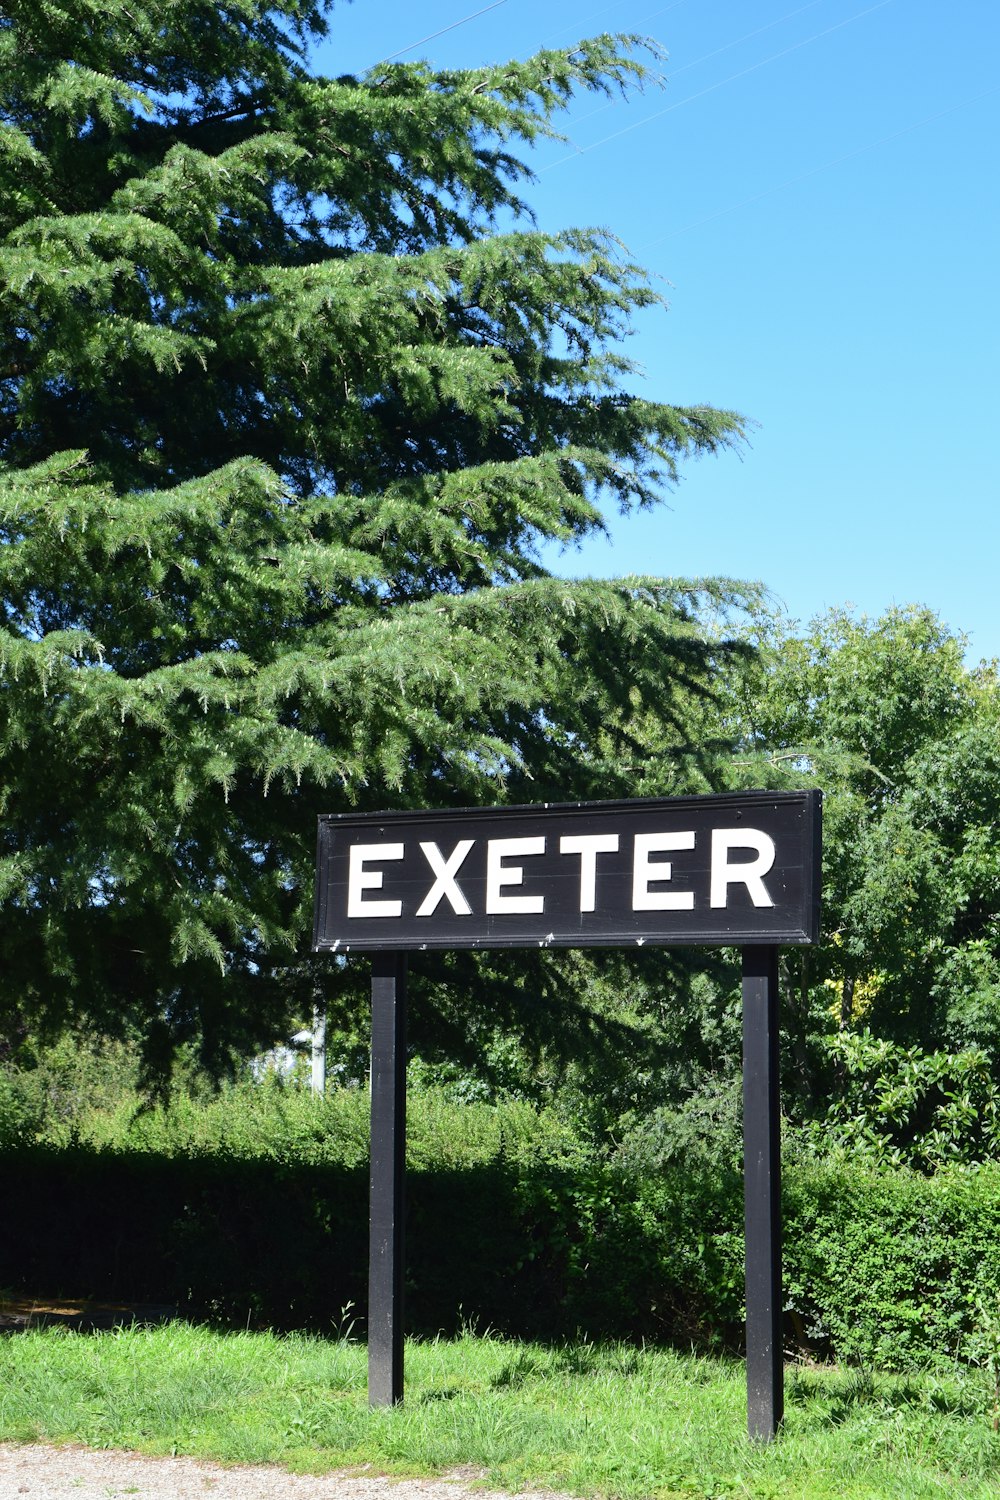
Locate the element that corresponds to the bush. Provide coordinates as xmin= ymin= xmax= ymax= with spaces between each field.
xmin=783 ymin=1156 xmax=1000 ymax=1368
xmin=3 ymin=1048 xmax=1000 ymax=1368
xmin=0 ymin=1070 xmax=44 ymax=1149
xmin=799 ymin=1030 xmax=1000 ymax=1170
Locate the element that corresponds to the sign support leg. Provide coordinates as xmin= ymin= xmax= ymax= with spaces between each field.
xmin=368 ymin=951 xmax=407 ymax=1407
xmin=742 ymin=945 xmax=783 ymax=1442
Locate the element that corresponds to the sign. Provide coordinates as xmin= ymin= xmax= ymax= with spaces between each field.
xmin=313 ymin=790 xmax=820 ymax=953
xmin=314 ymin=786 xmax=822 ymax=1441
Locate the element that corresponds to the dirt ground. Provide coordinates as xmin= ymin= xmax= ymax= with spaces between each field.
xmin=0 ymin=1444 xmax=571 ymax=1500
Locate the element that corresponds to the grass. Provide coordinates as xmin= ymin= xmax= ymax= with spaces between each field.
xmin=0 ymin=1324 xmax=997 ymax=1500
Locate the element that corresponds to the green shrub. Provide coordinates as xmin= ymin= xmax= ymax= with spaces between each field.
xmin=4 ymin=1043 xmax=1000 ymax=1369
xmin=800 ymin=1030 xmax=1000 ymax=1170
xmin=783 ymin=1156 xmax=1000 ymax=1368
xmin=0 ymin=1069 xmax=44 ymax=1149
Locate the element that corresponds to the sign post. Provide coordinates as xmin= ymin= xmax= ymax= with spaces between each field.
xmin=314 ymin=790 xmax=820 ymax=1437
xmin=368 ymin=952 xmax=407 ymax=1407
xmin=742 ymin=945 xmax=783 ymax=1441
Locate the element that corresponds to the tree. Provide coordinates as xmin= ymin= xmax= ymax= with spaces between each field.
xmin=599 ymin=603 xmax=1000 ymax=1159
xmin=0 ymin=2 xmax=748 ymax=1071
xmin=721 ymin=605 xmax=1000 ymax=1099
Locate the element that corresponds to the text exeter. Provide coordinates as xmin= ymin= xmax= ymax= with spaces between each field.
xmin=347 ymin=827 xmax=778 ymax=919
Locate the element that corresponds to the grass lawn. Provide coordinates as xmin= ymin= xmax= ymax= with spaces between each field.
xmin=0 ymin=1324 xmax=996 ymax=1500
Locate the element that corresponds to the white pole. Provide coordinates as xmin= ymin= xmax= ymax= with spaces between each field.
xmin=311 ymin=1005 xmax=327 ymax=1096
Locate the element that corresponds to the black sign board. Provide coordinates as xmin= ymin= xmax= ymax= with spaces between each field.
xmin=313 ymin=790 xmax=820 ymax=953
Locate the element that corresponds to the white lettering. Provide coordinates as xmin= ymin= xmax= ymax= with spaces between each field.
xmin=486 ymin=836 xmax=545 ymax=915
xmin=710 ymin=829 xmax=776 ymax=908
xmin=416 ymin=840 xmax=474 ymax=917
xmin=347 ymin=843 xmax=404 ymax=918
xmin=559 ymin=833 xmax=619 ymax=912
xmin=632 ymin=832 xmax=696 ymax=911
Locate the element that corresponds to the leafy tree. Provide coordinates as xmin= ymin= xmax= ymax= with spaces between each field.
xmin=0 ymin=1 xmax=748 ymax=1071
xmin=721 ymin=605 xmax=1000 ymax=1106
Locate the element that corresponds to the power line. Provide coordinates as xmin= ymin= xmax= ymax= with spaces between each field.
xmin=642 ymin=85 xmax=1000 ymax=247
xmin=540 ymin=0 xmax=897 ymax=172
xmin=550 ymin=0 xmax=834 ymax=140
xmin=543 ymin=0 xmax=688 ymax=50
xmin=669 ymin=0 xmax=830 ymax=79
xmin=377 ymin=0 xmax=684 ymax=77
xmin=373 ymin=0 xmax=508 ymax=67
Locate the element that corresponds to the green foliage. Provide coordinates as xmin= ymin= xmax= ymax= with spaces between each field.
xmin=0 ymin=0 xmax=749 ymax=1070
xmin=612 ymin=1076 xmax=743 ymax=1175
xmin=509 ymin=600 xmax=1000 ymax=1151
xmin=59 ymin=1065 xmax=584 ymax=1172
xmin=747 ymin=606 xmax=972 ymax=795
xmin=0 ymin=1067 xmax=43 ymax=1147
xmin=9 ymin=1108 xmax=1000 ymax=1371
xmin=783 ymin=1155 xmax=1000 ymax=1370
xmin=5 ymin=1047 xmax=1000 ymax=1372
xmin=5 ymin=1326 xmax=1000 ymax=1499
xmin=969 ymin=1292 xmax=1000 ymax=1433
xmin=0 ymin=1028 xmax=583 ymax=1163
xmin=679 ymin=604 xmax=1000 ymax=1133
xmin=800 ymin=1030 xmax=1000 ymax=1171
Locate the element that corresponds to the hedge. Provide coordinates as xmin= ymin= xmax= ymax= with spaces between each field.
xmin=3 ymin=1136 xmax=1000 ymax=1369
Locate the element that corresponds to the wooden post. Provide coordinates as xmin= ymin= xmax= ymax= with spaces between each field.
xmin=368 ymin=951 xmax=407 ymax=1407
xmin=742 ymin=945 xmax=783 ymax=1441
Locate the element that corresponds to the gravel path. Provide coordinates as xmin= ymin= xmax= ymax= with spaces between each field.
xmin=0 ymin=1445 xmax=571 ymax=1500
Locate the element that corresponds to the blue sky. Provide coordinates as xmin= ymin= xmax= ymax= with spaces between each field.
xmin=315 ymin=1 xmax=999 ymax=661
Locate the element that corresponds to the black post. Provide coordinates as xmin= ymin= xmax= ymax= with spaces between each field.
xmin=368 ymin=951 xmax=408 ymax=1407
xmin=742 ymin=945 xmax=783 ymax=1442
